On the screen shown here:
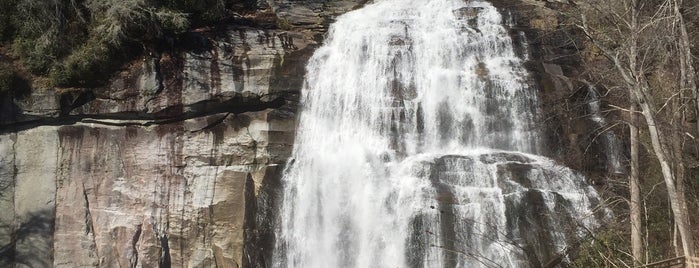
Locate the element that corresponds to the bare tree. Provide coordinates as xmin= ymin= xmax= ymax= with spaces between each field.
xmin=628 ymin=2 xmax=644 ymax=263
xmin=577 ymin=0 xmax=696 ymax=258
xmin=670 ymin=0 xmax=698 ymax=135
xmin=669 ymin=0 xmax=695 ymax=257
xmin=629 ymin=101 xmax=643 ymax=265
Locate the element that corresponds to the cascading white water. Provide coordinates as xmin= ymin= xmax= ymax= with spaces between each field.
xmin=584 ymin=85 xmax=625 ymax=175
xmin=273 ymin=0 xmax=606 ymax=267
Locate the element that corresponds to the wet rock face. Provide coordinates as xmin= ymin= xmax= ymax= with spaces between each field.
xmin=268 ymin=0 xmax=368 ymax=32
xmin=423 ymin=153 xmax=605 ymax=267
xmin=488 ymin=0 xmax=624 ymax=178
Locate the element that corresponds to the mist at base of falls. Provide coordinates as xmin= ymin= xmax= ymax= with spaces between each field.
xmin=272 ymin=0 xmax=608 ymax=267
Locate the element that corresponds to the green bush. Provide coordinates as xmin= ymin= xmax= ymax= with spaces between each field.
xmin=10 ymin=0 xmax=88 ymax=74
xmin=87 ymin=0 xmax=189 ymax=46
xmin=49 ymin=38 xmax=115 ymax=87
xmin=0 ymin=62 xmax=30 ymax=97
xmin=12 ymin=36 xmax=58 ymax=74
xmin=163 ymin=0 xmax=245 ymax=24
xmin=570 ymin=229 xmax=632 ymax=267
xmin=0 ymin=0 xmax=12 ymax=41
xmin=1 ymin=0 xmax=242 ymax=88
xmin=0 ymin=63 xmax=13 ymax=92
xmin=276 ymin=18 xmax=292 ymax=30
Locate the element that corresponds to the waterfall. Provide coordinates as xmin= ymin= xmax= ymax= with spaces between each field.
xmin=584 ymin=84 xmax=626 ymax=175
xmin=273 ymin=0 xmax=606 ymax=267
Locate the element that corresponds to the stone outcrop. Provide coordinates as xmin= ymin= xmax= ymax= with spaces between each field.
xmin=424 ymin=152 xmax=608 ymax=267
xmin=0 ymin=0 xmax=618 ymax=267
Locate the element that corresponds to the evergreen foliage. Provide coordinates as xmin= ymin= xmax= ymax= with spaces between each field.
xmin=0 ymin=0 xmax=250 ymax=87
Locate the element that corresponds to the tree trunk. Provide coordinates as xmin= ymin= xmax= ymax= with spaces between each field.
xmin=672 ymin=0 xmax=694 ymax=256
xmin=671 ymin=92 xmax=689 ymax=257
xmin=672 ymin=0 xmax=699 ymax=135
xmin=624 ymin=0 xmax=694 ymax=256
xmin=630 ymin=83 xmax=695 ymax=257
xmin=629 ymin=101 xmax=644 ymax=266
xmin=628 ymin=3 xmax=645 ymax=261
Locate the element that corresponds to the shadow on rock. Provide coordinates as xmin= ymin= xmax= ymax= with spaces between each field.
xmin=0 ymin=208 xmax=54 ymax=267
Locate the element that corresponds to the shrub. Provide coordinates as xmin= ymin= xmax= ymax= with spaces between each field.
xmin=11 ymin=0 xmax=88 ymax=74
xmin=86 ymin=0 xmax=189 ymax=46
xmin=0 ymin=62 xmax=30 ymax=98
xmin=570 ymin=229 xmax=632 ymax=267
xmin=49 ymin=38 xmax=113 ymax=87
xmin=0 ymin=0 xmax=13 ymax=41
xmin=2 ymin=0 xmax=241 ymax=88
xmin=0 ymin=63 xmax=13 ymax=92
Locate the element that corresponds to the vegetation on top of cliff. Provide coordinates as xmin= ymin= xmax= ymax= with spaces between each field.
xmin=0 ymin=64 xmax=15 ymax=95
xmin=0 ymin=0 xmax=258 ymax=89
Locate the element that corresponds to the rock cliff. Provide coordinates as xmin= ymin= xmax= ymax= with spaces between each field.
xmin=0 ymin=0 xmax=618 ymax=267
